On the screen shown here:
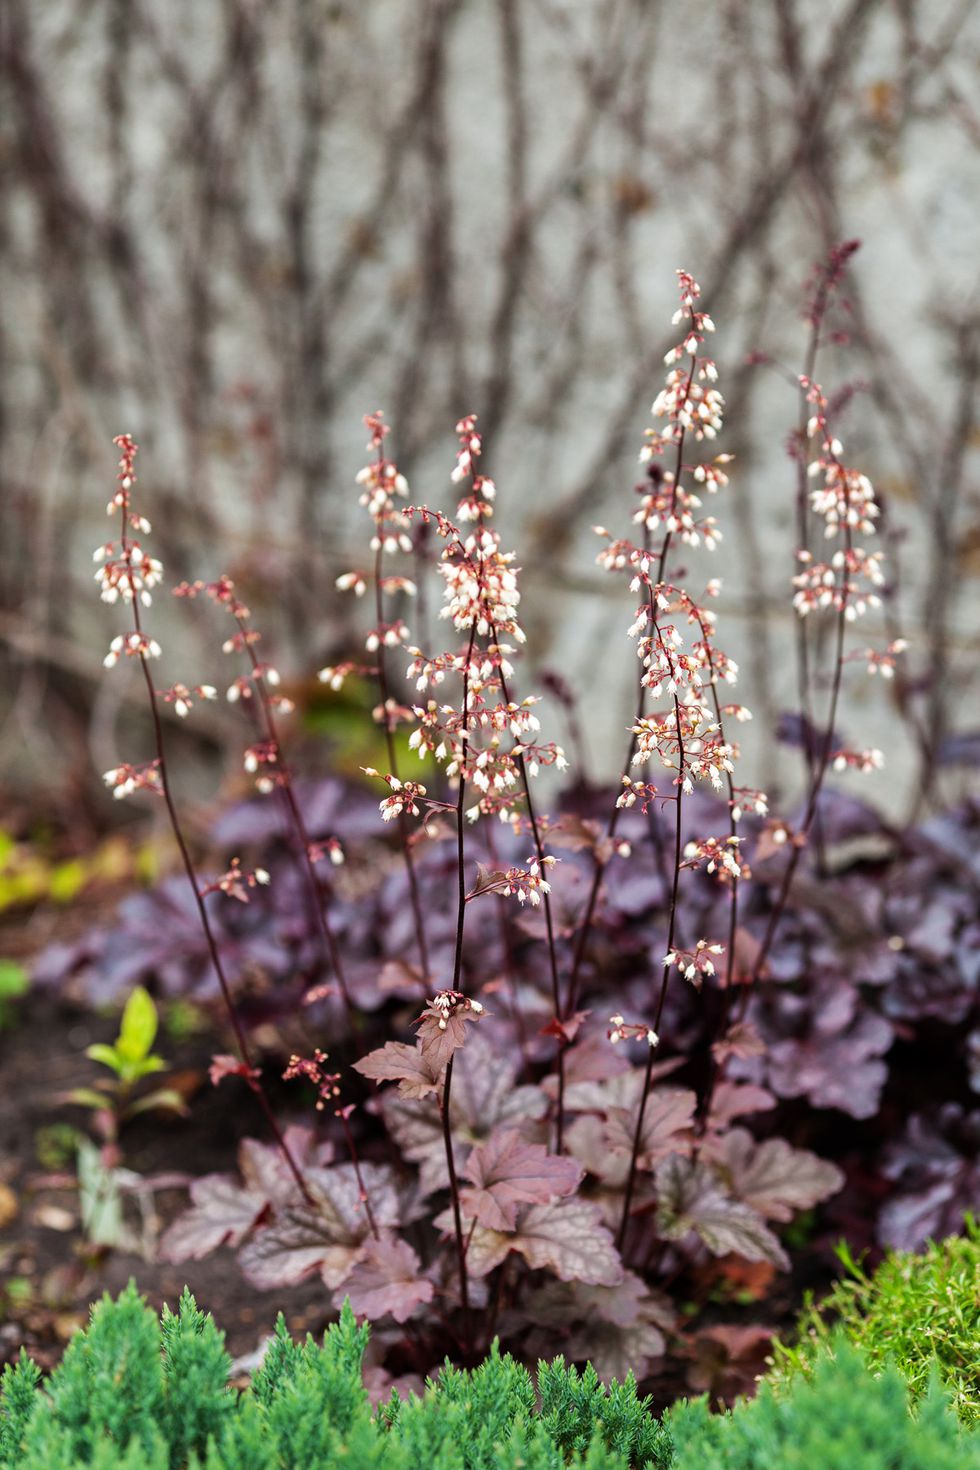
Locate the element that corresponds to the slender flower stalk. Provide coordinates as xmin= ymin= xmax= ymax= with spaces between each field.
xmin=743 ymin=373 xmax=887 ymax=1003
xmin=283 ymin=1048 xmax=379 ymax=1238
xmin=791 ymin=241 xmax=861 ymax=869
xmin=324 ymin=413 xmax=431 ymax=983
xmin=176 ymin=575 xmax=354 ymax=1017
xmin=578 ymin=272 xmax=738 ymax=1250
xmin=571 ymin=273 xmax=726 ymax=1014
xmin=97 ymin=436 xmax=312 ymax=1204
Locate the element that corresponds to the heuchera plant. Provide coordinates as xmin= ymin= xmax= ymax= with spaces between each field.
xmin=48 ymin=254 xmax=975 ymax=1384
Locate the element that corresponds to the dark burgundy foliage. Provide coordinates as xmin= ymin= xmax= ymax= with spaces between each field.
xmin=34 ymin=781 xmax=980 ymax=1380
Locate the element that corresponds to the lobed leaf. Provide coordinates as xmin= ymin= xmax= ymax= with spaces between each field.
xmin=461 ymin=1129 xmax=582 ymax=1230
xmin=343 ymin=1234 xmax=435 ymax=1323
xmin=654 ymin=1155 xmax=789 ymax=1268
xmin=353 ymin=1041 xmax=444 ymax=1100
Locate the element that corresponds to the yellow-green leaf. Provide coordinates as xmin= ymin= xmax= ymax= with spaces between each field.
xmin=117 ymin=986 xmax=158 ymax=1062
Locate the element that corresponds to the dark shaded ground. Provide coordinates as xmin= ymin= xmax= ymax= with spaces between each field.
xmin=0 ymin=991 xmax=333 ymax=1374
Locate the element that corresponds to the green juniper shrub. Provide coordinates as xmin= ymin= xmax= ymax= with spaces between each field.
xmin=5 ymin=1286 xmax=979 ymax=1470
xmin=0 ymin=1288 xmax=655 ymax=1470
xmin=768 ymin=1221 xmax=980 ymax=1426
xmin=536 ymin=1357 xmax=669 ymax=1468
xmin=668 ymin=1338 xmax=980 ymax=1470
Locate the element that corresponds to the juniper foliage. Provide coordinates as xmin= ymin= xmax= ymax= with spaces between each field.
xmin=3 ymin=1287 xmax=978 ymax=1470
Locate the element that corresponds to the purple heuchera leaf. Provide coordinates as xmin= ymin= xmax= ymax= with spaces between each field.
xmin=878 ymin=1106 xmax=980 ymax=1250
xmin=354 ymin=1041 xmax=444 ymax=1099
xmin=383 ymin=1031 xmax=548 ymax=1195
xmin=737 ymin=976 xmax=892 ymax=1119
xmin=654 ymin=1155 xmax=789 ymax=1268
xmin=448 ymin=1196 xmax=623 ymax=1286
xmin=461 ymin=1129 xmax=582 ymax=1230
xmin=161 ymin=1174 xmax=270 ymax=1262
xmin=708 ymin=1127 xmax=844 ymax=1221
xmin=518 ymin=1272 xmax=672 ymax=1383
xmin=414 ymin=992 xmax=486 ymax=1071
xmin=238 ymin=1162 xmax=401 ymax=1289
xmin=603 ymin=1088 xmax=698 ymax=1170
xmin=160 ymin=1130 xmax=333 ymax=1263
xmin=704 ymin=1082 xmax=775 ymax=1132
xmin=343 ymin=1234 xmax=435 ymax=1323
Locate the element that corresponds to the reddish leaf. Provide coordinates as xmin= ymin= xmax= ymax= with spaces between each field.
xmin=239 ymin=1131 xmax=333 ymax=1198
xmin=414 ymin=994 xmax=485 ymax=1072
xmin=450 ymin=1196 xmax=623 ymax=1286
xmin=548 ymin=814 xmax=601 ymax=853
xmin=712 ymin=1127 xmax=844 ymax=1222
xmin=384 ymin=1032 xmax=548 ymax=1195
xmin=378 ymin=960 xmax=426 ymax=999
xmin=540 ymin=1010 xmax=590 ymax=1045
xmin=354 ymin=1041 xmax=444 ymax=1100
xmin=604 ymin=1087 xmax=697 ymax=1169
xmin=237 ymin=1163 xmax=400 ymax=1290
xmin=566 ymin=1114 xmax=630 ymax=1189
xmin=160 ymin=1174 xmax=267 ymax=1262
xmin=704 ymin=1082 xmax=775 ymax=1132
xmin=520 ymin=1272 xmax=672 ymax=1383
xmin=712 ymin=1021 xmax=766 ymax=1065
xmin=687 ymin=1324 xmax=776 ymax=1402
xmin=692 ymin=1255 xmax=777 ymax=1303
xmin=655 ymin=1155 xmax=789 ymax=1268
xmin=209 ymin=1054 xmax=260 ymax=1089
xmin=730 ymin=927 xmax=764 ymax=984
xmin=343 ymin=1234 xmax=434 ymax=1323
xmin=461 ymin=1129 xmax=582 ymax=1230
xmin=540 ymin=1031 xmax=631 ymax=1097
xmin=560 ymin=1060 xmax=685 ymax=1114
xmin=160 ymin=1129 xmax=331 ymax=1263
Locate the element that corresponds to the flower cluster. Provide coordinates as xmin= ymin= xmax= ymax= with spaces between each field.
xmin=174 ymin=577 xmax=294 ymax=715
xmin=792 ymin=547 xmax=885 ymax=620
xmin=94 ymin=543 xmax=163 ymax=608
xmin=243 ymin=741 xmax=280 ymax=792
xmin=104 ymin=631 xmax=161 ymax=668
xmin=355 ymin=417 xmax=567 ymax=828
xmin=476 ymin=855 xmax=557 ymax=907
xmin=199 ymin=858 xmax=271 ymax=903
xmin=607 ymin=1014 xmax=660 ymax=1048
xmin=361 ymin=770 xmax=429 ymax=822
xmin=631 ymin=700 xmax=735 ymax=795
xmin=682 ymin=835 xmax=744 ymax=882
xmin=664 ymin=940 xmax=726 ymax=989
xmin=283 ymin=1048 xmax=343 ymax=1112
xmin=846 ymin=639 xmax=909 ymax=678
xmin=615 ymin=777 xmax=659 ymax=812
xmin=93 ymin=436 xmax=161 ymax=613
xmin=792 ymin=374 xmax=898 ymax=780
xmin=804 ymin=381 xmax=880 ymax=539
xmin=356 ymin=412 xmax=412 ymax=550
xmin=159 ymin=682 xmax=217 ymax=718
xmin=831 ymin=746 xmax=885 ymax=774
xmin=102 ymin=760 xmax=162 ymax=801
xmin=326 ymin=413 xmax=418 ymax=681
xmin=418 ymin=989 xmax=485 ymax=1032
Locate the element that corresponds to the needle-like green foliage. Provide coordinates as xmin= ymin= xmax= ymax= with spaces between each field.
xmin=3 ymin=1284 xmax=978 ymax=1469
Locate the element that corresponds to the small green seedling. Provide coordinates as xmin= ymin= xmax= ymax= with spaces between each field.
xmin=69 ymin=986 xmax=186 ymax=1142
xmin=0 ymin=958 xmax=28 ymax=1029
